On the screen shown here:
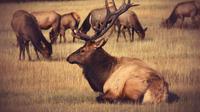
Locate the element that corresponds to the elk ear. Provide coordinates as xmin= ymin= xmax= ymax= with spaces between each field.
xmin=144 ymin=27 xmax=148 ymax=32
xmin=94 ymin=39 xmax=108 ymax=48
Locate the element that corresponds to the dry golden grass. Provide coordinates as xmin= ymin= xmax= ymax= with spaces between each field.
xmin=0 ymin=0 xmax=200 ymax=112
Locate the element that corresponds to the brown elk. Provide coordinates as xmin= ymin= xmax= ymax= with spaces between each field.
xmin=162 ymin=1 xmax=200 ymax=28
xmin=31 ymin=11 xmax=61 ymax=43
xmin=11 ymin=10 xmax=52 ymax=60
xmin=59 ymin=12 xmax=81 ymax=43
xmin=116 ymin=10 xmax=147 ymax=42
xmin=78 ymin=0 xmax=117 ymax=34
xmin=67 ymin=0 xmax=169 ymax=104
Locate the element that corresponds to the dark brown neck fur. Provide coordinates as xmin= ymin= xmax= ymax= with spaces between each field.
xmin=82 ymin=48 xmax=118 ymax=92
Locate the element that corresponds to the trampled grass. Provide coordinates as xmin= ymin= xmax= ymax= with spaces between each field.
xmin=0 ymin=0 xmax=200 ymax=112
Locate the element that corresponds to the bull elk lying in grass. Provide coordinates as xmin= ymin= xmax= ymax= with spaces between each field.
xmin=67 ymin=0 xmax=169 ymax=104
xmin=59 ymin=12 xmax=81 ymax=43
xmin=11 ymin=10 xmax=52 ymax=60
xmin=162 ymin=1 xmax=200 ymax=28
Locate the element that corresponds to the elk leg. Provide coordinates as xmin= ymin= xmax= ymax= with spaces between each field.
xmin=131 ymin=28 xmax=135 ymax=42
xmin=25 ymin=41 xmax=31 ymax=61
xmin=71 ymin=29 xmax=76 ymax=43
xmin=63 ymin=31 xmax=66 ymax=43
xmin=34 ymin=47 xmax=40 ymax=60
xmin=51 ymin=22 xmax=59 ymax=42
xmin=180 ymin=16 xmax=184 ymax=28
xmin=17 ymin=37 xmax=23 ymax=60
xmin=72 ymin=37 xmax=76 ymax=43
xmin=60 ymin=29 xmax=63 ymax=43
xmin=191 ymin=16 xmax=199 ymax=28
xmin=60 ymin=33 xmax=62 ymax=43
xmin=117 ymin=25 xmax=121 ymax=42
xmin=122 ymin=78 xmax=147 ymax=103
xmin=127 ymin=27 xmax=131 ymax=42
xmin=190 ymin=9 xmax=199 ymax=28
xmin=18 ymin=37 xmax=25 ymax=60
xmin=72 ymin=30 xmax=76 ymax=42
xmin=197 ymin=15 xmax=200 ymax=28
xmin=58 ymin=33 xmax=62 ymax=43
xmin=122 ymin=26 xmax=127 ymax=42
xmin=96 ymin=90 xmax=118 ymax=103
xmin=22 ymin=42 xmax=25 ymax=60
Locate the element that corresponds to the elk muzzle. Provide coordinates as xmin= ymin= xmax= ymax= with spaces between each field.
xmin=66 ymin=54 xmax=77 ymax=64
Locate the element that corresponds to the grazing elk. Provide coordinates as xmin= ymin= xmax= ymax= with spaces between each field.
xmin=31 ymin=11 xmax=61 ymax=43
xmin=78 ymin=0 xmax=117 ymax=34
xmin=11 ymin=10 xmax=52 ymax=60
xmin=67 ymin=0 xmax=169 ymax=104
xmin=116 ymin=10 xmax=147 ymax=42
xmin=59 ymin=12 xmax=81 ymax=43
xmin=162 ymin=1 xmax=200 ymax=28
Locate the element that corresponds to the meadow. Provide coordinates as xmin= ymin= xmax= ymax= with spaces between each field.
xmin=0 ymin=0 xmax=200 ymax=112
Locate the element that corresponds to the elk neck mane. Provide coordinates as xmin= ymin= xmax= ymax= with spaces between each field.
xmin=134 ymin=16 xmax=144 ymax=33
xmin=167 ymin=6 xmax=178 ymax=25
xmin=41 ymin=34 xmax=52 ymax=52
xmin=82 ymin=48 xmax=118 ymax=92
xmin=70 ymin=12 xmax=80 ymax=29
xmin=30 ymin=26 xmax=52 ymax=54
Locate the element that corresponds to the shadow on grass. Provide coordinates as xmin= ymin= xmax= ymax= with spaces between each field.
xmin=47 ymin=94 xmax=95 ymax=104
xmin=96 ymin=91 xmax=180 ymax=105
xmin=160 ymin=21 xmax=200 ymax=30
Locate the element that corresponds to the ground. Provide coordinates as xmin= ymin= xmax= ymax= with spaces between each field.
xmin=0 ymin=0 xmax=200 ymax=112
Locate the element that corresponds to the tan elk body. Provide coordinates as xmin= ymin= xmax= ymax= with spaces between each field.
xmin=103 ymin=57 xmax=168 ymax=103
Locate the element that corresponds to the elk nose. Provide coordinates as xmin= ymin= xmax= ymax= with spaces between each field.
xmin=66 ymin=56 xmax=70 ymax=62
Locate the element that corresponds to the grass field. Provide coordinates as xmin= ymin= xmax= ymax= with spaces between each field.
xmin=0 ymin=0 xmax=200 ymax=112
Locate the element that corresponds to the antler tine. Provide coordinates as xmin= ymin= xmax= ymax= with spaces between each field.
xmin=127 ymin=0 xmax=131 ymax=4
xmin=111 ymin=0 xmax=117 ymax=10
xmin=72 ymin=30 xmax=91 ymax=41
xmin=105 ymin=0 xmax=111 ymax=15
xmin=121 ymin=0 xmax=125 ymax=6
xmin=122 ymin=0 xmax=131 ymax=5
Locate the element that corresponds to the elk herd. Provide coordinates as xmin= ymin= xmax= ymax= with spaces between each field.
xmin=11 ymin=0 xmax=200 ymax=104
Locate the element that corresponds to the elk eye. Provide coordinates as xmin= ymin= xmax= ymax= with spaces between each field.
xmin=80 ymin=49 xmax=85 ymax=53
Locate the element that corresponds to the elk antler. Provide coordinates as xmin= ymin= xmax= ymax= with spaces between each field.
xmin=111 ymin=0 xmax=117 ymax=10
xmin=74 ymin=0 xmax=138 ymax=42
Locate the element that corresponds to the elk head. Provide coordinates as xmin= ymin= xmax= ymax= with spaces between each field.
xmin=67 ymin=0 xmax=138 ymax=65
xmin=161 ymin=19 xmax=171 ymax=28
xmin=40 ymin=44 xmax=52 ymax=59
xmin=137 ymin=27 xmax=147 ymax=39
